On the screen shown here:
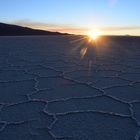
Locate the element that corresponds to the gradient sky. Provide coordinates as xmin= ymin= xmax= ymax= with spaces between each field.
xmin=0 ymin=0 xmax=140 ymax=35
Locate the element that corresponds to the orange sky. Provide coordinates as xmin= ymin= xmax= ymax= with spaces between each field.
xmin=11 ymin=20 xmax=140 ymax=36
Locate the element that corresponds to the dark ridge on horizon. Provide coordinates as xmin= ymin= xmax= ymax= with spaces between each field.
xmin=0 ymin=22 xmax=69 ymax=36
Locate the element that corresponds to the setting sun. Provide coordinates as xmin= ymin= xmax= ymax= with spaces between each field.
xmin=87 ymin=30 xmax=102 ymax=41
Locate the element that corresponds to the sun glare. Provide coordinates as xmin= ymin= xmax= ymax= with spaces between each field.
xmin=87 ymin=30 xmax=101 ymax=41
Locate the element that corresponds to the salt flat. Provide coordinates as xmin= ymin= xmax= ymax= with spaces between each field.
xmin=0 ymin=35 xmax=140 ymax=140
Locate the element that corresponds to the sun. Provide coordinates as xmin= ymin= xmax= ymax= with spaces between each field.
xmin=87 ymin=30 xmax=102 ymax=41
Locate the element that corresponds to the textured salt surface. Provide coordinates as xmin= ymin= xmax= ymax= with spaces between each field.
xmin=0 ymin=36 xmax=140 ymax=140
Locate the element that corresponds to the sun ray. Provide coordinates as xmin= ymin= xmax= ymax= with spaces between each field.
xmin=87 ymin=30 xmax=102 ymax=42
xmin=80 ymin=47 xmax=88 ymax=59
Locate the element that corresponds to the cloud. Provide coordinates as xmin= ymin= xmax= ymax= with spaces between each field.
xmin=8 ymin=20 xmax=140 ymax=35
xmin=10 ymin=20 xmax=65 ymax=29
xmin=101 ymin=26 xmax=140 ymax=31
xmin=9 ymin=20 xmax=88 ymax=34
xmin=100 ymin=26 xmax=140 ymax=36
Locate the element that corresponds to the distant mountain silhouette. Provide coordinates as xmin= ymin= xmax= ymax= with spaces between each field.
xmin=0 ymin=23 xmax=67 ymax=36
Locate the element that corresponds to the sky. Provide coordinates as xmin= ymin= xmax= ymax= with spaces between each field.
xmin=0 ymin=0 xmax=140 ymax=35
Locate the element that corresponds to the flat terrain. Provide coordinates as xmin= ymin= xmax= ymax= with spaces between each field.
xmin=0 ymin=35 xmax=140 ymax=140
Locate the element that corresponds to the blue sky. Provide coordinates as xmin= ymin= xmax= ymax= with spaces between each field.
xmin=0 ymin=0 xmax=140 ymax=35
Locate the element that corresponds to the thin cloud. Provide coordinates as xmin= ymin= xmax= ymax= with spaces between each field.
xmin=9 ymin=20 xmax=140 ymax=35
xmin=101 ymin=26 xmax=140 ymax=31
xmin=10 ymin=20 xmax=74 ymax=30
xmin=9 ymin=20 xmax=87 ymax=34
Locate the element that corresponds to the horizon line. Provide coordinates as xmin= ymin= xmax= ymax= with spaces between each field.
xmin=2 ymin=20 xmax=140 ymax=36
